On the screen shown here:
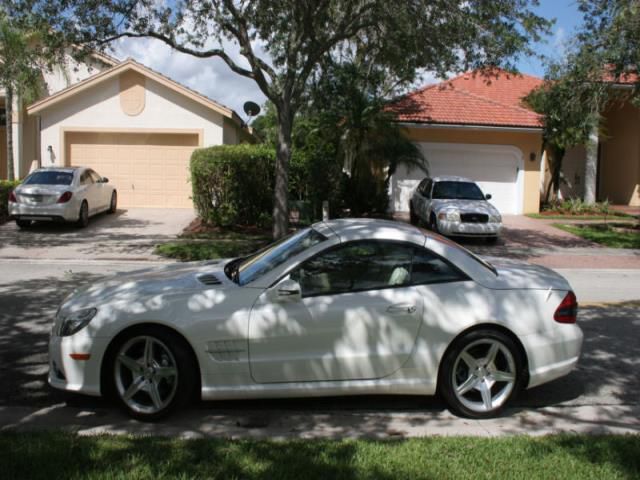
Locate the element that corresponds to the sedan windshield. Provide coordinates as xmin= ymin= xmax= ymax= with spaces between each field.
xmin=229 ymin=228 xmax=327 ymax=285
xmin=23 ymin=171 xmax=74 ymax=186
xmin=432 ymin=181 xmax=485 ymax=201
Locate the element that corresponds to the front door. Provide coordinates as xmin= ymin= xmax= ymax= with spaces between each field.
xmin=248 ymin=241 xmax=424 ymax=383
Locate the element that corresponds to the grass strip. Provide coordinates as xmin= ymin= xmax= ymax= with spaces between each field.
xmin=154 ymin=238 xmax=269 ymax=261
xmin=554 ymin=223 xmax=640 ymax=249
xmin=0 ymin=432 xmax=638 ymax=479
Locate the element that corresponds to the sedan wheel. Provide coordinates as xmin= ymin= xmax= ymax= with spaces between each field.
xmin=440 ymin=330 xmax=524 ymax=418
xmin=16 ymin=219 xmax=32 ymax=229
xmin=110 ymin=328 xmax=197 ymax=421
xmin=77 ymin=201 xmax=89 ymax=228
xmin=108 ymin=191 xmax=117 ymax=214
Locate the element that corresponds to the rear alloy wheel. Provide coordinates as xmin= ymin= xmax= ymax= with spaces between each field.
xmin=108 ymin=191 xmax=117 ymax=214
xmin=109 ymin=328 xmax=197 ymax=421
xmin=77 ymin=201 xmax=89 ymax=228
xmin=440 ymin=329 xmax=524 ymax=418
xmin=16 ymin=219 xmax=32 ymax=229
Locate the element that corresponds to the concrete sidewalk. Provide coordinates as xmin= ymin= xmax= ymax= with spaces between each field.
xmin=1 ymin=403 xmax=638 ymax=438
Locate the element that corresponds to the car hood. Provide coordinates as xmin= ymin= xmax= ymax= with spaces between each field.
xmin=62 ymin=260 xmax=235 ymax=310
xmin=483 ymin=258 xmax=572 ymax=291
xmin=432 ymin=199 xmax=500 ymax=216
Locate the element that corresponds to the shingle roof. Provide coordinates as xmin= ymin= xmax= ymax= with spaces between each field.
xmin=387 ymin=69 xmax=544 ymax=129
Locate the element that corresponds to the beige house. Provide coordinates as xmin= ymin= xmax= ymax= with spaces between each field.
xmin=2 ymin=55 xmax=250 ymax=208
xmin=388 ymin=69 xmax=640 ymax=213
xmin=387 ymin=70 xmax=545 ymax=214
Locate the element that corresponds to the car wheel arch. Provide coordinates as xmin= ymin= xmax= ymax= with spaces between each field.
xmin=99 ymin=322 xmax=202 ymax=399
xmin=436 ymin=323 xmax=530 ymax=393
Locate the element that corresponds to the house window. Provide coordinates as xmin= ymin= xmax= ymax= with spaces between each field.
xmin=0 ymin=108 xmax=6 ymax=127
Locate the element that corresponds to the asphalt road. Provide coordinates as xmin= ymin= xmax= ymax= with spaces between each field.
xmin=0 ymin=258 xmax=638 ymax=419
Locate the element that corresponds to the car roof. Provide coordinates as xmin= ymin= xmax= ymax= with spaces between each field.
xmin=430 ymin=175 xmax=475 ymax=183
xmin=314 ymin=218 xmax=428 ymax=245
xmin=32 ymin=167 xmax=83 ymax=173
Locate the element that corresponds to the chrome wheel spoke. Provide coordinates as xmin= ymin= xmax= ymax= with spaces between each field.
xmin=148 ymin=381 xmax=163 ymax=409
xmin=478 ymin=380 xmax=493 ymax=411
xmin=492 ymin=370 xmax=515 ymax=382
xmin=155 ymin=366 xmax=177 ymax=379
xmin=461 ymin=352 xmax=478 ymax=369
xmin=485 ymin=343 xmax=499 ymax=366
xmin=123 ymin=376 xmax=144 ymax=400
xmin=143 ymin=338 xmax=154 ymax=366
xmin=456 ymin=374 xmax=479 ymax=396
xmin=118 ymin=354 xmax=142 ymax=374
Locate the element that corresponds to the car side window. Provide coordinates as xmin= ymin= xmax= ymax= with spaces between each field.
xmin=89 ymin=170 xmax=102 ymax=183
xmin=424 ymin=179 xmax=432 ymax=198
xmin=291 ymin=241 xmax=414 ymax=297
xmin=80 ymin=171 xmax=94 ymax=186
xmin=410 ymin=247 xmax=467 ymax=285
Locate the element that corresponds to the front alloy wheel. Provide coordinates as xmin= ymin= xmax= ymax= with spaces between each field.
xmin=440 ymin=329 xmax=524 ymax=418
xmin=110 ymin=328 xmax=197 ymax=420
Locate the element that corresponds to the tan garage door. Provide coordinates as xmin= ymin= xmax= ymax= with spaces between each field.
xmin=66 ymin=131 xmax=199 ymax=208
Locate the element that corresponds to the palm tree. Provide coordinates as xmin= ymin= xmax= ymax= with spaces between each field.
xmin=0 ymin=14 xmax=46 ymax=180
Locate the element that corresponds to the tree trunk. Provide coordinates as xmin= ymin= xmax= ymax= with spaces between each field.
xmin=5 ymin=87 xmax=14 ymax=181
xmin=584 ymin=128 xmax=598 ymax=204
xmin=544 ymin=147 xmax=565 ymax=204
xmin=272 ymin=104 xmax=293 ymax=239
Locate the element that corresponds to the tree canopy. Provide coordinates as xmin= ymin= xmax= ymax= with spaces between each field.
xmin=12 ymin=0 xmax=551 ymax=235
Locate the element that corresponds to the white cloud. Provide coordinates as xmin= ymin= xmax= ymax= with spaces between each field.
xmin=111 ymin=37 xmax=268 ymax=117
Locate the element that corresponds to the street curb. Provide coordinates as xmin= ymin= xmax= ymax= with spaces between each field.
xmin=1 ymin=404 xmax=638 ymax=439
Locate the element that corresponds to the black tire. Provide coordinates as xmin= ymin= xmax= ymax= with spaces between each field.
xmin=409 ymin=202 xmax=418 ymax=225
xmin=108 ymin=191 xmax=118 ymax=214
xmin=16 ymin=219 xmax=32 ymax=229
xmin=76 ymin=201 xmax=89 ymax=228
xmin=105 ymin=326 xmax=198 ymax=421
xmin=439 ymin=328 xmax=525 ymax=419
xmin=429 ymin=214 xmax=439 ymax=233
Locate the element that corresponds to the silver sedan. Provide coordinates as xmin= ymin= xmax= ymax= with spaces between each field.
xmin=8 ymin=167 xmax=117 ymax=228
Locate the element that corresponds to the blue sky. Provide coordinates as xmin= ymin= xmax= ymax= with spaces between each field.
xmin=516 ymin=0 xmax=584 ymax=77
xmin=113 ymin=1 xmax=587 ymax=116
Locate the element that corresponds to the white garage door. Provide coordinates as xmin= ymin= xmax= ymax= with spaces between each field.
xmin=66 ymin=131 xmax=199 ymax=208
xmin=391 ymin=142 xmax=524 ymax=214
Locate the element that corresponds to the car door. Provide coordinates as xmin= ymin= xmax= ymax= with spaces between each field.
xmin=89 ymin=170 xmax=109 ymax=210
xmin=422 ymin=179 xmax=433 ymax=220
xmin=248 ymin=240 xmax=424 ymax=383
xmin=78 ymin=170 xmax=99 ymax=212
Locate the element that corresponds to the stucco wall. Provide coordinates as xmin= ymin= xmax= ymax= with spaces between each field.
xmin=599 ymin=101 xmax=640 ymax=206
xmin=38 ymin=73 xmax=228 ymax=166
xmin=403 ymin=127 xmax=543 ymax=213
xmin=42 ymin=52 xmax=112 ymax=96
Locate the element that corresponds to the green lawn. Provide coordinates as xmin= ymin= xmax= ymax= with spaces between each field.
xmin=554 ymin=223 xmax=640 ymax=249
xmin=0 ymin=432 xmax=638 ymax=479
xmin=154 ymin=237 xmax=269 ymax=261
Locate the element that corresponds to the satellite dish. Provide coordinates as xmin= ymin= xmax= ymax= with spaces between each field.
xmin=243 ymin=101 xmax=261 ymax=117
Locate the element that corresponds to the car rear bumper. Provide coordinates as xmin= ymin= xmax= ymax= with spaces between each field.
xmin=9 ymin=201 xmax=79 ymax=222
xmin=437 ymin=220 xmax=502 ymax=237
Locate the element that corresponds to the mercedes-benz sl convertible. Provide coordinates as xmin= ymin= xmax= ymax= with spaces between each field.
xmin=49 ymin=219 xmax=582 ymax=420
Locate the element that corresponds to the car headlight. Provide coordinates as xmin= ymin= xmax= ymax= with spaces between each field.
xmin=58 ymin=308 xmax=97 ymax=337
xmin=489 ymin=214 xmax=502 ymax=223
xmin=438 ymin=211 xmax=460 ymax=222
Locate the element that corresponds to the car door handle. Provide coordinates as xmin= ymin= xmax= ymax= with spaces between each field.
xmin=387 ymin=304 xmax=416 ymax=314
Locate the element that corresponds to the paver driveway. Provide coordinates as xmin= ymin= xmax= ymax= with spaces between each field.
xmin=0 ymin=208 xmax=195 ymax=261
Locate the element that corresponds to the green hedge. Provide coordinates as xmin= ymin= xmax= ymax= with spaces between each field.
xmin=190 ymin=145 xmax=279 ymax=227
xmin=0 ymin=180 xmax=20 ymax=223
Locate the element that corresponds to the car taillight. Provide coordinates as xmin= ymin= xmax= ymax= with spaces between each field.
xmin=554 ymin=291 xmax=578 ymax=324
xmin=57 ymin=191 xmax=73 ymax=203
xmin=8 ymin=191 xmax=17 ymax=203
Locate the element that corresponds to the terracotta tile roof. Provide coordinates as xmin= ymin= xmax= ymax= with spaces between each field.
xmin=387 ymin=69 xmax=544 ymax=128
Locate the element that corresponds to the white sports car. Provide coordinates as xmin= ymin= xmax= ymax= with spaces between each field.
xmin=49 ymin=219 xmax=583 ymax=420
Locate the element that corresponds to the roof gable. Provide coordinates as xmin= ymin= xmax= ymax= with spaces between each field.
xmin=27 ymin=58 xmax=243 ymax=127
xmin=387 ymin=69 xmax=544 ymax=129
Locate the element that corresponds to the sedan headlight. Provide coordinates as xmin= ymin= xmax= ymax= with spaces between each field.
xmin=489 ymin=214 xmax=502 ymax=223
xmin=438 ymin=211 xmax=460 ymax=222
xmin=58 ymin=308 xmax=97 ymax=337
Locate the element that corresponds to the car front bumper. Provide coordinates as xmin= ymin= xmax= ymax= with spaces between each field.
xmin=48 ymin=333 xmax=109 ymax=396
xmin=9 ymin=200 xmax=80 ymax=222
xmin=437 ymin=219 xmax=502 ymax=237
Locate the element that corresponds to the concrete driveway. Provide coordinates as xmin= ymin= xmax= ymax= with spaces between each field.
xmin=0 ymin=208 xmax=195 ymax=261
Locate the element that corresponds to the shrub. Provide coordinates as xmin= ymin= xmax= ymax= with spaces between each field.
xmin=0 ymin=180 xmax=20 ymax=223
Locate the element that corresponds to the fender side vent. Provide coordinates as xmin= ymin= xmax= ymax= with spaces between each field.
xmin=198 ymin=274 xmax=222 ymax=286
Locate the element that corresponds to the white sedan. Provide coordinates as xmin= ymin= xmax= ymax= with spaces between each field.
xmin=49 ymin=219 xmax=583 ymax=420
xmin=8 ymin=167 xmax=117 ymax=228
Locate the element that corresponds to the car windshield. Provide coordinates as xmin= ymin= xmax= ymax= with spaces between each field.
xmin=23 ymin=171 xmax=74 ymax=186
xmin=432 ymin=181 xmax=485 ymax=201
xmin=228 ymin=228 xmax=327 ymax=285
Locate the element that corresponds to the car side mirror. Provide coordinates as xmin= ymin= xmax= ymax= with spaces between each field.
xmin=485 ymin=193 xmax=492 ymax=200
xmin=272 ymin=278 xmax=302 ymax=302
xmin=100 ymin=177 xmax=109 ymax=183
